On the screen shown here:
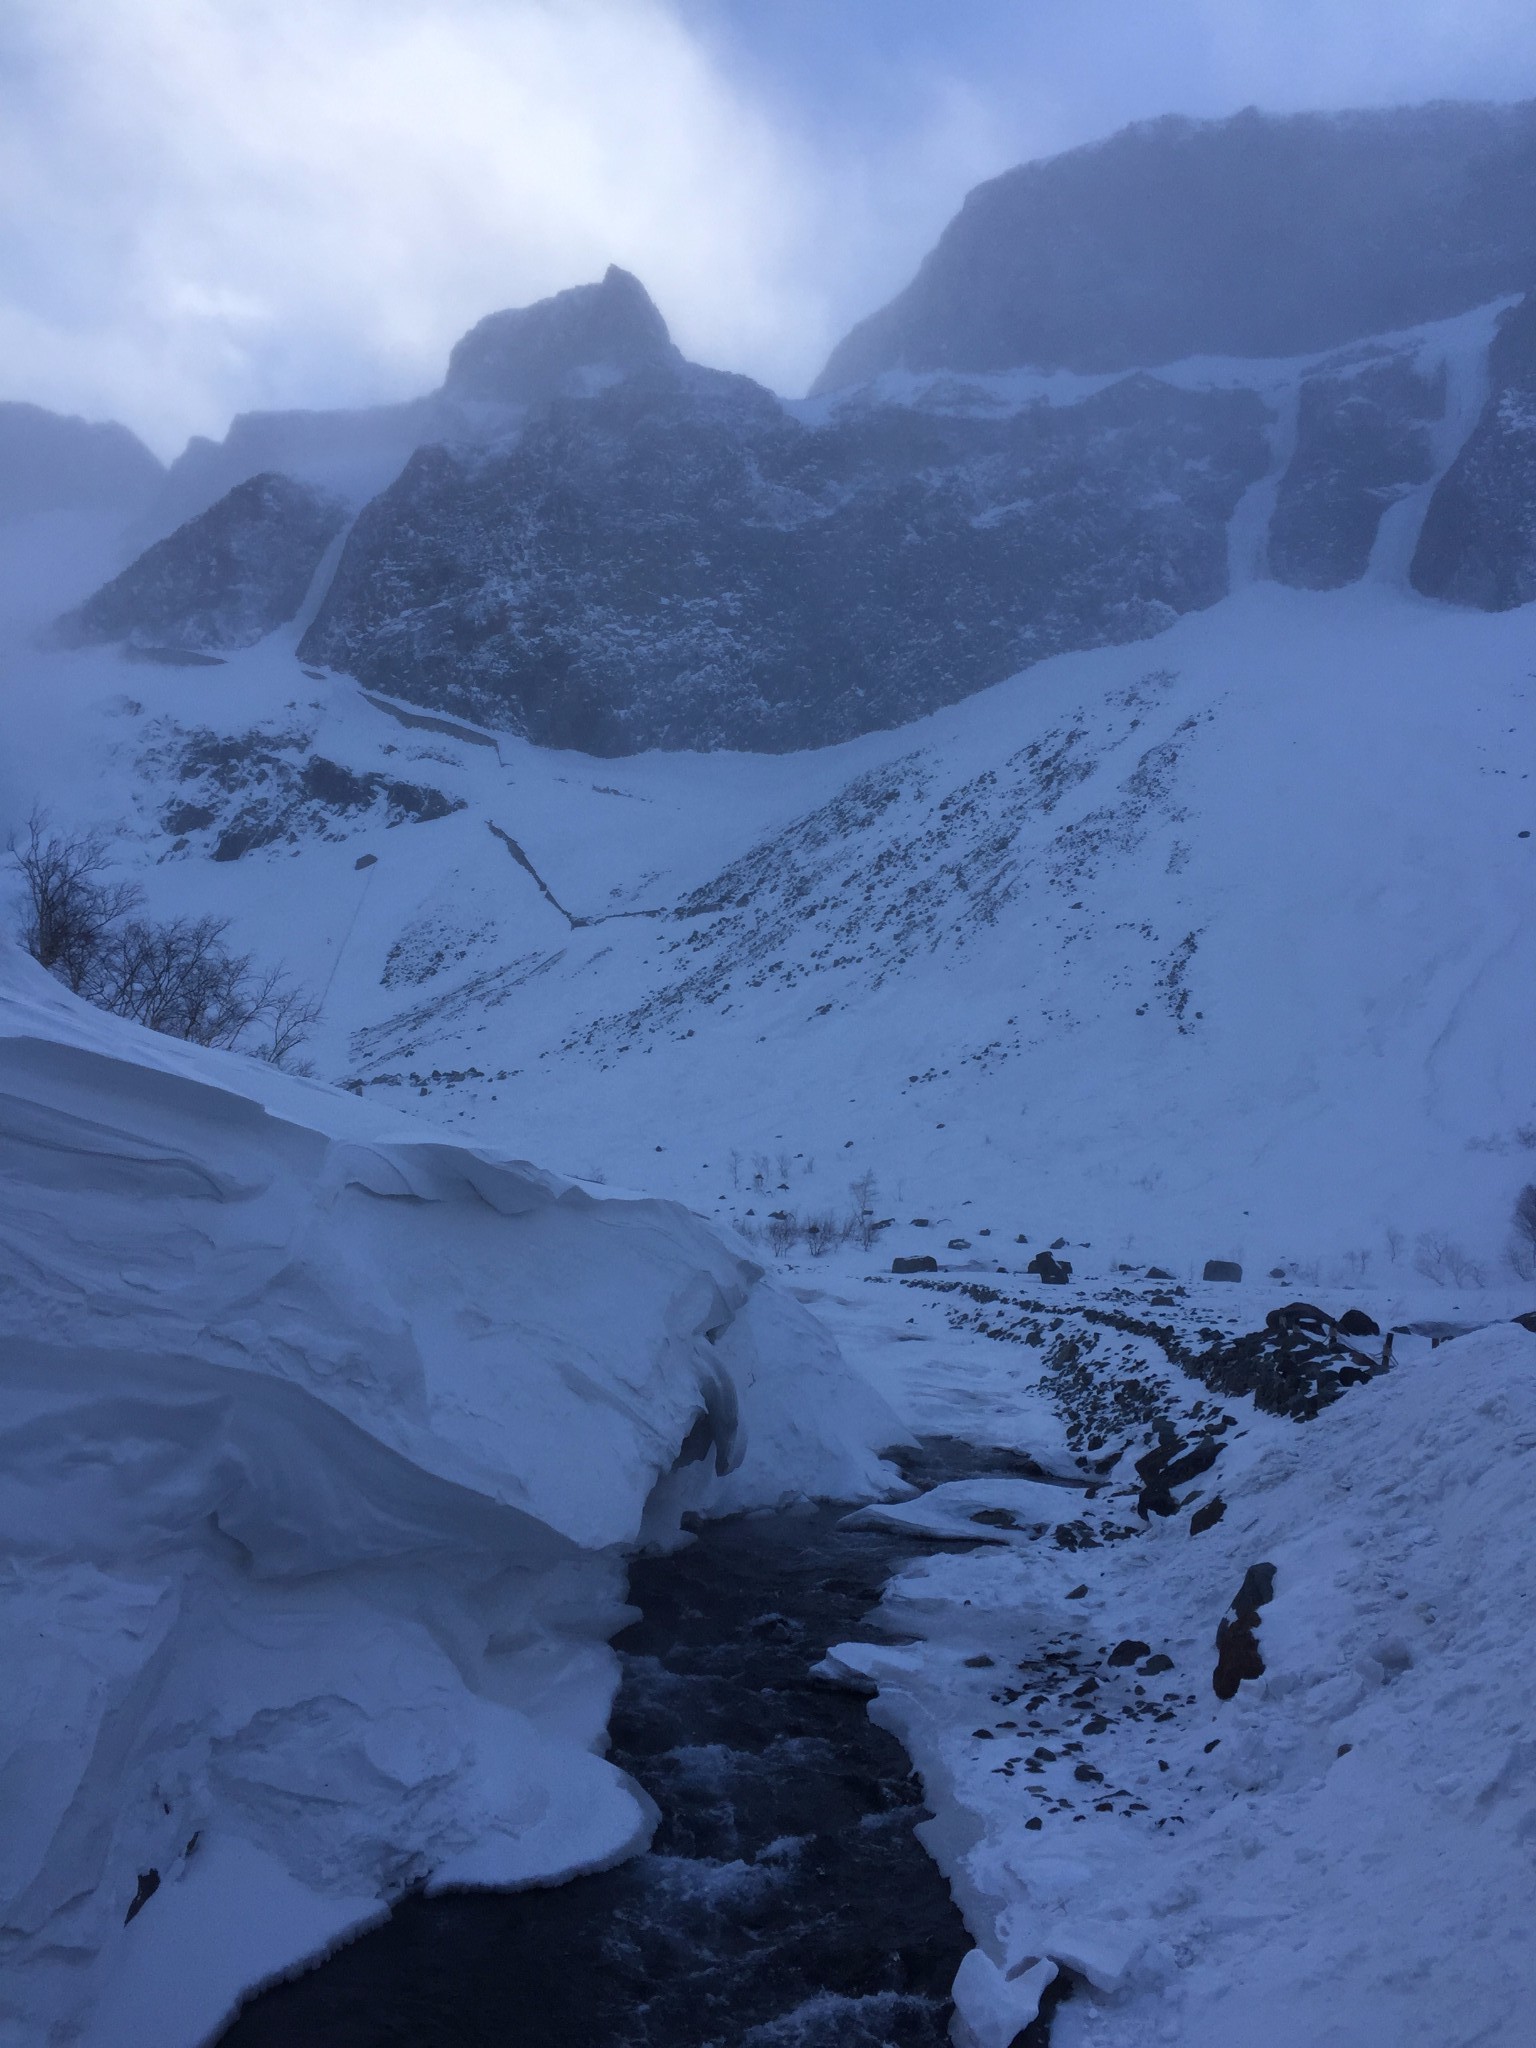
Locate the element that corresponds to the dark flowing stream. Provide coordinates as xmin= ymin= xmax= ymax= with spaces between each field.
xmin=216 ymin=1442 xmax=1047 ymax=2048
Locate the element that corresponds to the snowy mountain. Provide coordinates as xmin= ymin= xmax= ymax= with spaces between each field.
xmin=814 ymin=100 xmax=1536 ymax=389
xmin=3 ymin=94 xmax=1536 ymax=2048
xmin=52 ymin=169 xmax=1536 ymax=751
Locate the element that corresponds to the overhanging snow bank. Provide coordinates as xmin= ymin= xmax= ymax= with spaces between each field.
xmin=0 ymin=947 xmax=902 ymax=2047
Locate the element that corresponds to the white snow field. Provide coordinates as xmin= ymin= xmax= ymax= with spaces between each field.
xmin=0 ymin=944 xmax=902 ymax=2048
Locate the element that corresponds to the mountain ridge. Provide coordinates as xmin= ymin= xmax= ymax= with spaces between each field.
xmin=814 ymin=100 xmax=1536 ymax=392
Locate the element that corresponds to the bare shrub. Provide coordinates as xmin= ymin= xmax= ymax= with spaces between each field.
xmin=1384 ymin=1226 xmax=1405 ymax=1266
xmin=1509 ymin=1184 xmax=1536 ymax=1282
xmin=765 ymin=1211 xmax=799 ymax=1256
xmin=1413 ymin=1231 xmax=1487 ymax=1289
xmin=802 ymin=1211 xmax=849 ymax=1258
xmin=9 ymin=812 xmax=318 ymax=1068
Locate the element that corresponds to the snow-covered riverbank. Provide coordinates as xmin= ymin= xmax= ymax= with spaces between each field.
xmin=802 ymin=1264 xmax=1536 ymax=2047
xmin=0 ymin=948 xmax=904 ymax=2048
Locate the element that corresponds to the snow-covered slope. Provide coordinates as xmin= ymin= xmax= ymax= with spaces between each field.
xmin=0 ymin=944 xmax=901 ymax=2048
xmin=7 ymin=514 xmax=1528 ymax=1282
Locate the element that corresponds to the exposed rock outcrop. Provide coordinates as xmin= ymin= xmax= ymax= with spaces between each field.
xmin=1410 ymin=291 xmax=1536 ymax=607
xmin=1269 ymin=353 xmax=1444 ymax=587
xmin=56 ymin=472 xmax=345 ymax=654
xmin=299 ymin=321 xmax=1267 ymax=753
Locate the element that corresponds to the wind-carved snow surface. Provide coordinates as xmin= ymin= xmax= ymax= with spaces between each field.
xmin=0 ymin=946 xmax=903 ymax=2048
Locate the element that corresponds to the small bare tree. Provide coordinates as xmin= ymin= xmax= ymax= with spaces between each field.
xmin=9 ymin=812 xmax=143 ymax=992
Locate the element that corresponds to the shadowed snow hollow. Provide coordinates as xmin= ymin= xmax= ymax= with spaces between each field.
xmin=0 ymin=946 xmax=902 ymax=2048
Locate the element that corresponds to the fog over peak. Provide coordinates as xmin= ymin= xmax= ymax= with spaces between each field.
xmin=5 ymin=0 xmax=1536 ymax=455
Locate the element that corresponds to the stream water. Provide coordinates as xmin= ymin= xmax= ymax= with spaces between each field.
xmin=215 ymin=1441 xmax=1050 ymax=2048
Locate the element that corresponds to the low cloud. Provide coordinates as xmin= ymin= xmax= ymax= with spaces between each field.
xmin=3 ymin=0 xmax=1534 ymax=455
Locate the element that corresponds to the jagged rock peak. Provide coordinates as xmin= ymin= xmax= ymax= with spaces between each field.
xmin=814 ymin=100 xmax=1536 ymax=391
xmin=443 ymin=265 xmax=682 ymax=404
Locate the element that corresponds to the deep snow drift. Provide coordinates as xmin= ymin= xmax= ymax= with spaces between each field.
xmin=0 ymin=945 xmax=902 ymax=2048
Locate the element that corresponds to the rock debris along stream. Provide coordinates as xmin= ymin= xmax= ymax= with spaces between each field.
xmin=214 ymin=1441 xmax=1070 ymax=2048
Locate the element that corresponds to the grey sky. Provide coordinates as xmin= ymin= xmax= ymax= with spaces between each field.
xmin=4 ymin=0 xmax=1536 ymax=457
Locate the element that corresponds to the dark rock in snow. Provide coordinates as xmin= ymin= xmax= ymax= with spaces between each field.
xmin=1266 ymin=1300 xmax=1336 ymax=1333
xmin=1189 ymin=1496 xmax=1227 ymax=1535
xmin=1234 ymin=1562 xmax=1278 ymax=1615
xmin=1145 ymin=1266 xmax=1175 ymax=1280
xmin=299 ymin=275 xmax=1268 ymax=753
xmin=947 ymin=1238 xmax=972 ymax=1250
xmin=1213 ymin=1615 xmax=1265 ymax=1699
xmin=814 ymin=102 xmax=1536 ymax=390
xmin=1202 ymin=1260 xmax=1243 ymax=1283
xmin=57 ymin=472 xmax=345 ymax=654
xmin=1108 ymin=1639 xmax=1151 ymax=1667
xmin=1338 ymin=1308 xmax=1381 ymax=1337
xmin=1269 ymin=353 xmax=1443 ymax=587
xmin=1027 ymin=1252 xmax=1072 ymax=1284
xmin=1213 ymin=1564 xmax=1277 ymax=1701
xmin=143 ymin=720 xmax=463 ymax=861
xmin=1412 ymin=291 xmax=1536 ymax=608
xmin=892 ymin=1255 xmax=939 ymax=1274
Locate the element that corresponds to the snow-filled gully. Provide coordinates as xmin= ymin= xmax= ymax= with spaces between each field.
xmin=212 ymin=1440 xmax=1073 ymax=2048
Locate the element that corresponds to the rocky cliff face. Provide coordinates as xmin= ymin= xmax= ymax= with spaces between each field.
xmin=57 ymin=472 xmax=345 ymax=654
xmin=1269 ymin=352 xmax=1445 ymax=589
xmin=52 ymin=103 xmax=1536 ymax=755
xmin=298 ymin=352 xmax=1268 ymax=754
xmin=814 ymin=102 xmax=1536 ymax=391
xmin=1411 ymin=294 xmax=1536 ymax=608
